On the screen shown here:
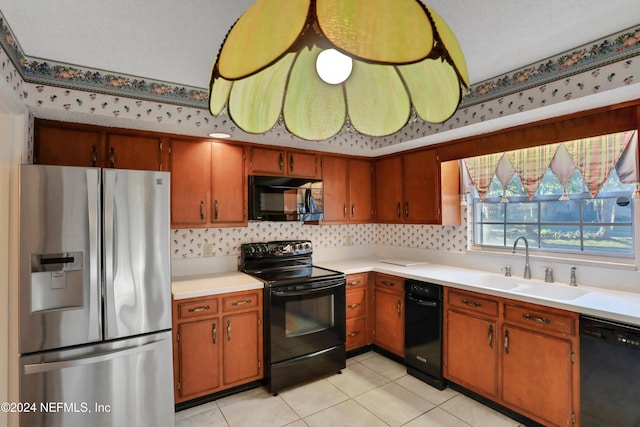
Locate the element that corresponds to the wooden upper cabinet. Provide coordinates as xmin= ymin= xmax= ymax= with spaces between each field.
xmin=321 ymin=156 xmax=374 ymax=224
xmin=35 ymin=119 xmax=166 ymax=171
xmin=35 ymin=123 xmax=103 ymax=167
xmin=403 ymin=149 xmax=439 ymax=224
xmin=247 ymin=146 xmax=318 ymax=178
xmin=375 ymin=148 xmax=460 ymax=225
xmin=169 ymin=138 xmax=211 ymax=226
xmin=348 ymin=158 xmax=374 ymax=222
xmin=321 ymin=156 xmax=349 ymax=222
xmin=287 ymin=151 xmax=318 ymax=178
xmin=375 ymin=156 xmax=403 ymax=222
xmin=211 ymin=143 xmax=247 ymax=226
xmin=106 ymin=133 xmax=165 ymax=171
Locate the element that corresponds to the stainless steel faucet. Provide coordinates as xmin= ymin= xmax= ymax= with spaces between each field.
xmin=512 ymin=236 xmax=531 ymax=279
xmin=570 ymin=266 xmax=577 ymax=286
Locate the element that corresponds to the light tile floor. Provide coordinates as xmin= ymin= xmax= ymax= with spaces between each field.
xmin=175 ymin=352 xmax=525 ymax=427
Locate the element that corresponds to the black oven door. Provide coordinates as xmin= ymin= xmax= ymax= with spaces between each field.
xmin=268 ymin=278 xmax=346 ymax=364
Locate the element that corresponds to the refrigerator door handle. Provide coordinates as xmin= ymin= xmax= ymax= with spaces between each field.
xmin=87 ymin=169 xmax=103 ymax=336
xmin=103 ymin=171 xmax=117 ymax=337
xmin=23 ymin=337 xmax=167 ymax=375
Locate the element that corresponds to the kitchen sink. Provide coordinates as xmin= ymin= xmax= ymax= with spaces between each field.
xmin=511 ymin=283 xmax=587 ymax=300
xmin=473 ymin=274 xmax=520 ymax=290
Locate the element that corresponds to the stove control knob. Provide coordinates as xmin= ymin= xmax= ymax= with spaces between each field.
xmin=245 ymin=246 xmax=256 ymax=255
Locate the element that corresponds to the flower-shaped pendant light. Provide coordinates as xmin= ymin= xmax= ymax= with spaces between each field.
xmin=209 ymin=0 xmax=469 ymax=141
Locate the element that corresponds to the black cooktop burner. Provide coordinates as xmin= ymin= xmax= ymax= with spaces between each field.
xmin=239 ymin=240 xmax=344 ymax=287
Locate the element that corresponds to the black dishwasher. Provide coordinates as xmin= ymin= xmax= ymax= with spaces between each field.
xmin=580 ymin=315 xmax=640 ymax=427
xmin=404 ymin=280 xmax=446 ymax=390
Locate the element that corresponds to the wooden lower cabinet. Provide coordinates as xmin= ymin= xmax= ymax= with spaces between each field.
xmin=173 ymin=289 xmax=263 ymax=403
xmin=444 ymin=288 xmax=579 ymax=427
xmin=372 ymin=273 xmax=404 ymax=357
xmin=345 ymin=272 xmax=371 ymax=351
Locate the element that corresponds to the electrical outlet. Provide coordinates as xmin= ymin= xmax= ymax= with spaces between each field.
xmin=345 ymin=235 xmax=352 ymax=246
xmin=203 ymin=243 xmax=214 ymax=257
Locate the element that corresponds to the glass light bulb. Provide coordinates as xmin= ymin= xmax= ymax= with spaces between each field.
xmin=316 ymin=49 xmax=353 ymax=84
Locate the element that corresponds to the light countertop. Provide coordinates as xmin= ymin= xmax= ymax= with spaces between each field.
xmin=316 ymin=257 xmax=640 ymax=327
xmin=172 ymin=271 xmax=263 ymax=300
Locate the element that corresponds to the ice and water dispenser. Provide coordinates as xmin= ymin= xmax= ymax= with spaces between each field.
xmin=30 ymin=252 xmax=84 ymax=312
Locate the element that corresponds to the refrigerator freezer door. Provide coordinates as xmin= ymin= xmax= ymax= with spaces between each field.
xmin=103 ymin=169 xmax=171 ymax=340
xmin=19 ymin=331 xmax=175 ymax=427
xmin=19 ymin=165 xmax=102 ymax=354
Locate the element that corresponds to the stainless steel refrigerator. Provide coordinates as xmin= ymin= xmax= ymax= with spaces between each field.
xmin=18 ymin=164 xmax=174 ymax=427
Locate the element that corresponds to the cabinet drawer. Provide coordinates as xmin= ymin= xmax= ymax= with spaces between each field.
xmin=374 ymin=274 xmax=403 ymax=293
xmin=177 ymin=297 xmax=219 ymax=319
xmin=346 ymin=317 xmax=367 ymax=350
xmin=503 ymin=303 xmax=576 ymax=336
xmin=222 ymin=291 xmax=260 ymax=312
xmin=346 ymin=273 xmax=367 ymax=290
xmin=346 ymin=289 xmax=366 ymax=319
xmin=447 ymin=290 xmax=498 ymax=318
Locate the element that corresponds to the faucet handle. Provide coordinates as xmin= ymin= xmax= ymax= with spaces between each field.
xmin=502 ymin=266 xmax=511 ymax=277
xmin=541 ymin=266 xmax=553 ymax=283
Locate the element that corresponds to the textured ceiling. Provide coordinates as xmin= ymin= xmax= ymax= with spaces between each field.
xmin=1 ymin=1 xmax=639 ymax=152
xmin=2 ymin=0 xmax=639 ymax=88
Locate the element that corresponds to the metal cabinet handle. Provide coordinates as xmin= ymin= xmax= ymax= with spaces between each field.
xmin=109 ymin=147 xmax=116 ymax=168
xmin=199 ymin=200 xmax=205 ymax=220
xmin=214 ymin=200 xmax=219 ymax=220
xmin=397 ymin=299 xmax=402 ymax=316
xmin=348 ymin=331 xmax=361 ymax=337
xmin=381 ymin=280 xmax=395 ymax=287
xmin=226 ymin=320 xmax=231 ymax=341
xmin=212 ymin=322 xmax=217 ymax=344
xmin=504 ymin=329 xmax=510 ymax=354
xmin=348 ymin=303 xmax=361 ymax=309
xmin=249 ymin=148 xmax=254 ymax=169
xmin=279 ymin=153 xmax=284 ymax=171
xmin=488 ymin=325 xmax=494 ymax=349
xmin=396 ymin=202 xmax=401 ymax=218
xmin=188 ymin=305 xmax=210 ymax=313
xmin=231 ymin=299 xmax=251 ymax=306
xmin=351 ymin=203 xmax=355 ymax=218
xmin=405 ymin=202 xmax=409 ymax=218
xmin=522 ymin=313 xmax=552 ymax=324
xmin=289 ymin=154 xmax=293 ymax=172
xmin=461 ymin=299 xmax=482 ymax=308
xmin=90 ymin=145 xmax=98 ymax=167
xmin=347 ymin=280 xmax=361 ymax=287
xmin=343 ymin=203 xmax=347 ymax=219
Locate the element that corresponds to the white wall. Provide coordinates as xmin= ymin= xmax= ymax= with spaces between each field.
xmin=0 ymin=77 xmax=28 ymax=427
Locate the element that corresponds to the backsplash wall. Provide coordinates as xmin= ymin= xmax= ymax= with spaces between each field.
xmin=170 ymin=210 xmax=468 ymax=259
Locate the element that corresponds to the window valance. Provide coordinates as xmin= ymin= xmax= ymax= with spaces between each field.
xmin=463 ymin=130 xmax=637 ymax=200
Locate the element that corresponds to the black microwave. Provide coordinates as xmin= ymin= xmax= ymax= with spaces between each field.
xmin=249 ymin=176 xmax=323 ymax=221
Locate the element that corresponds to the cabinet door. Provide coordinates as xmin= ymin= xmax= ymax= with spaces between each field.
xmin=403 ymin=149 xmax=439 ymax=223
xmin=177 ymin=318 xmax=220 ymax=399
xmin=222 ymin=310 xmax=262 ymax=386
xmin=349 ymin=159 xmax=374 ymax=222
xmin=501 ymin=326 xmax=574 ymax=427
xmin=321 ymin=156 xmax=349 ymax=223
xmin=445 ymin=310 xmax=498 ymax=398
xmin=375 ymin=156 xmax=403 ymax=222
xmin=247 ymin=147 xmax=284 ymax=175
xmin=170 ymin=139 xmax=211 ymax=226
xmin=211 ymin=143 xmax=246 ymax=225
xmin=287 ymin=151 xmax=318 ymax=178
xmin=106 ymin=133 xmax=164 ymax=171
xmin=373 ymin=287 xmax=404 ymax=356
xmin=36 ymin=125 xmax=103 ymax=167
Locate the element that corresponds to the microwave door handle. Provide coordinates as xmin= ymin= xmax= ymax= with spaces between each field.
xmin=272 ymin=281 xmax=344 ymax=297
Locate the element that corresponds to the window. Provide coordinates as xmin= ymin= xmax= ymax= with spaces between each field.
xmin=473 ymin=168 xmax=635 ymax=256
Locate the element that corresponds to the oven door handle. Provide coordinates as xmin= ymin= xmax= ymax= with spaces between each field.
xmin=272 ymin=281 xmax=344 ymax=297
